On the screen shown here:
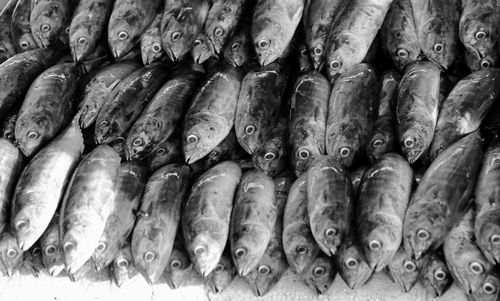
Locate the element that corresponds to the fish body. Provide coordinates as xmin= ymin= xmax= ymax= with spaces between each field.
xmin=30 ymin=0 xmax=72 ymax=48
xmin=386 ymin=246 xmax=422 ymax=292
xmin=11 ymin=0 xmax=38 ymax=53
xmin=39 ymin=213 xmax=64 ymax=276
xmin=419 ymin=250 xmax=452 ymax=297
xmin=0 ymin=139 xmax=23 ymax=234
xmin=140 ymin=13 xmax=165 ymax=65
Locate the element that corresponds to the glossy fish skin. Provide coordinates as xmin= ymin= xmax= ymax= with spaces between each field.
xmin=404 ymin=131 xmax=483 ymax=260
xmin=11 ymin=0 xmax=38 ymax=53
xmin=396 ymin=61 xmax=440 ymax=164
xmin=223 ymin=20 xmax=253 ymax=67
xmin=15 ymin=63 xmax=81 ymax=157
xmin=108 ymin=0 xmax=159 ymax=58
xmin=191 ymin=33 xmax=217 ymax=65
xmin=471 ymin=269 xmax=500 ymax=301
xmin=386 ymin=247 xmax=422 ymax=292
xmin=357 ymin=153 xmax=413 ymax=272
xmin=147 ymin=134 xmax=183 ymax=171
xmin=419 ymin=251 xmax=452 ymax=297
xmin=252 ymin=0 xmax=304 ymax=66
xmin=11 ymin=122 xmax=84 ymax=252
xmin=126 ymin=64 xmax=204 ymax=160
xmin=205 ymin=251 xmax=236 ymax=293
xmin=39 ymin=213 xmax=64 ymax=276
xmin=410 ymin=0 xmax=460 ymax=69
xmin=95 ymin=63 xmax=169 ymax=144
xmin=92 ymin=162 xmax=148 ymax=271
xmin=163 ymin=235 xmax=193 ymax=289
xmin=111 ymin=244 xmax=136 ymax=287
xmin=140 ymin=13 xmax=165 ymax=65
xmin=334 ymin=232 xmax=373 ymax=289
xmin=380 ymin=0 xmax=420 ymax=71
xmin=161 ymin=0 xmax=210 ymax=61
xmin=0 ymin=139 xmax=23 ymax=234
xmin=0 ymin=48 xmax=61 ymax=119
xmin=253 ymin=114 xmax=289 ymax=177
xmin=183 ymin=65 xmax=242 ymax=164
xmin=78 ymin=61 xmax=141 ymax=129
xmin=182 ymin=161 xmax=241 ymax=276
xmin=326 ymin=63 xmax=378 ymax=168
xmin=0 ymin=0 xmax=17 ymax=63
xmin=325 ymin=0 xmax=392 ymax=81
xmin=131 ymin=164 xmax=190 ymax=284
xmin=429 ymin=68 xmax=500 ymax=161
xmin=307 ymin=156 xmax=353 ymax=256
xmin=0 ymin=232 xmax=23 ymax=276
xmin=290 ymin=70 xmax=330 ymax=176
xmin=30 ymin=0 xmax=71 ymax=48
xmin=302 ymin=253 xmax=336 ymax=295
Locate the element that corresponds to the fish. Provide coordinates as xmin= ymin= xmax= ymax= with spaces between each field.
xmin=350 ymin=166 xmax=367 ymax=197
xmin=0 ymin=139 xmax=24 ymax=234
xmin=325 ymin=0 xmax=392 ymax=81
xmin=0 ymin=232 xmax=23 ymax=276
xmin=39 ymin=213 xmax=65 ymax=276
xmin=235 ymin=63 xmax=287 ymax=154
xmin=182 ymin=161 xmax=241 ymax=276
xmin=464 ymin=49 xmax=498 ymax=72
xmin=334 ymin=231 xmax=373 ymax=289
xmin=161 ymin=0 xmax=210 ymax=61
xmin=367 ymin=71 xmax=400 ymax=162
xmin=298 ymin=43 xmax=313 ymax=73
xmin=230 ymin=169 xmax=276 ymax=276
xmin=404 ymin=131 xmax=483 ymax=260
xmin=147 ymin=133 xmax=183 ymax=171
xmin=410 ymin=0 xmax=460 ymax=69
xmin=307 ymin=156 xmax=353 ymax=256
xmin=15 ymin=62 xmax=81 ymax=157
xmin=282 ymin=173 xmax=320 ymax=274
xmin=444 ymin=209 xmax=493 ymax=295
xmin=380 ymin=0 xmax=420 ymax=71
xmin=0 ymin=0 xmax=17 ymax=63
xmin=429 ymin=68 xmax=500 ymax=161
xmin=386 ymin=246 xmax=422 ymax=292
xmin=1 ymin=113 xmax=16 ymax=143
xmin=183 ymin=64 xmax=242 ymax=164
xmin=301 ymin=252 xmax=336 ymax=295
xmin=95 ymin=63 xmax=170 ymax=144
xmin=252 ymin=0 xmax=304 ymax=66
xmin=223 ymin=18 xmax=253 ymax=67
xmin=60 ymin=145 xmax=121 ymax=275
xmin=11 ymin=0 xmax=38 ymax=53
xmin=205 ymin=250 xmax=237 ymax=293
xmin=471 ymin=269 xmax=500 ymax=301
xmin=69 ymin=259 xmax=111 ymax=283
xmin=140 ymin=13 xmax=165 ymax=65
xmin=190 ymin=33 xmax=217 ymax=64
xmin=126 ymin=63 xmax=204 ymax=160
xmin=289 ymin=70 xmax=330 ymax=176
xmin=419 ymin=250 xmax=453 ymax=297
xmin=132 ymin=163 xmax=191 ymax=284
xmin=163 ymin=234 xmax=193 ymax=289
xmin=326 ymin=63 xmax=379 ymax=167
xmin=396 ymin=61 xmax=441 ymax=164
xmin=107 ymin=0 xmax=160 ymax=58
xmin=22 ymin=244 xmax=45 ymax=277
xmin=11 ymin=121 xmax=84 ymax=251
xmin=78 ymin=61 xmax=141 ymax=129
xmin=357 ymin=153 xmax=413 ymax=272
xmin=111 ymin=243 xmax=136 ymax=287
xmin=200 ymin=130 xmax=239 ymax=171
xmin=30 ymin=0 xmax=72 ymax=48
xmin=92 ymin=162 xmax=148 ymax=271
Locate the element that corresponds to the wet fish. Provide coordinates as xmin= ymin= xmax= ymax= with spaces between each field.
xmin=0 ymin=139 xmax=23 ymax=234
xmin=15 ymin=63 xmax=81 ymax=157
xmin=396 ymin=61 xmax=440 ymax=164
xmin=290 ymin=70 xmax=329 ymax=176
xmin=182 ymin=161 xmax=241 ymax=276
xmin=183 ymin=64 xmax=242 ymax=164
xmin=39 ymin=213 xmax=65 ymax=276
xmin=465 ymin=49 xmax=498 ymax=71
xmin=471 ymin=269 xmax=500 ymax=301
xmin=147 ymin=133 xmax=183 ymax=171
xmin=386 ymin=246 xmax=422 ymax=292
xmin=1 ymin=113 xmax=16 ymax=143
xmin=0 ymin=232 xmax=23 ymax=276
xmin=69 ymin=259 xmax=111 ymax=283
xmin=419 ymin=250 xmax=452 ymax=297
xmin=111 ymin=243 xmax=136 ymax=287
xmin=108 ymin=0 xmax=160 ymax=58
xmin=334 ymin=231 xmax=373 ymax=289
xmin=11 ymin=121 xmax=84 ymax=251
xmin=30 ymin=0 xmax=72 ymax=48
xmin=0 ymin=0 xmax=17 ymax=63
xmin=404 ymin=131 xmax=483 ymax=260
xmin=161 ymin=0 xmax=210 ymax=61
xmin=201 ymin=130 xmax=239 ymax=171
xmin=307 ymin=156 xmax=353 ymax=256
xmin=223 ymin=18 xmax=253 ymax=67
xmin=326 ymin=63 xmax=378 ymax=167
xmin=22 ymin=244 xmax=45 ymax=277
xmin=350 ymin=166 xmax=367 ymax=197
xmin=11 ymin=0 xmax=38 ymax=53
xmin=205 ymin=250 xmax=236 ymax=293
xmin=163 ymin=234 xmax=193 ymax=289
xmin=302 ymin=252 xmax=336 ymax=295
xmin=325 ymin=0 xmax=392 ymax=81
xmin=298 ymin=43 xmax=313 ymax=73
xmin=140 ymin=13 xmax=165 ymax=65
xmin=191 ymin=33 xmax=217 ymax=64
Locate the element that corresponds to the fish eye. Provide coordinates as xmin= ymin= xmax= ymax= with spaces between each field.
xmin=231 ymin=42 xmax=240 ymax=51
xmin=345 ymin=258 xmax=358 ymax=269
xmin=416 ymin=229 xmax=430 ymax=240
xmin=171 ymin=31 xmax=182 ymax=41
xmin=44 ymin=245 xmax=56 ymax=256
xmin=481 ymin=59 xmax=491 ymax=69
xmin=14 ymin=219 xmax=28 ymax=231
xmin=32 ymin=247 xmax=41 ymax=256
xmin=368 ymin=240 xmax=382 ymax=251
xmin=258 ymin=265 xmax=271 ymax=275
xmin=155 ymin=148 xmax=167 ymax=156
xmin=214 ymin=28 xmax=225 ymax=37
xmin=214 ymin=263 xmax=225 ymax=273
xmin=96 ymin=242 xmax=107 ymax=252
xmin=116 ymin=258 xmax=129 ymax=268
xmin=98 ymin=120 xmax=109 ymax=128
xmin=434 ymin=269 xmax=446 ymax=281
xmin=132 ymin=137 xmax=144 ymax=147
xmin=490 ymin=234 xmax=500 ymax=245
xmin=27 ymin=131 xmax=39 ymax=139
xmin=144 ymin=251 xmax=156 ymax=262
xmin=194 ymin=245 xmax=205 ymax=255
xmin=245 ymin=125 xmax=256 ymax=135
xmin=475 ymin=31 xmax=488 ymax=40
xmin=234 ymin=247 xmax=246 ymax=258
xmin=397 ymin=48 xmax=409 ymax=58
xmin=329 ymin=60 xmax=342 ymax=70
xmin=313 ymin=45 xmax=323 ymax=56
xmin=257 ymin=39 xmax=270 ymax=50
xmin=40 ymin=24 xmax=51 ymax=33
xmin=0 ymin=47 xmax=5 ymax=54
xmin=65 ymin=27 xmax=70 ymax=34
xmin=433 ymin=43 xmax=444 ymax=53
xmin=324 ymin=228 xmax=337 ymax=237
xmin=339 ymin=147 xmax=351 ymax=158
xmin=19 ymin=41 xmax=29 ymax=49
xmin=118 ymin=31 xmax=129 ymax=40
xmin=114 ymin=137 xmax=125 ymax=144
xmin=170 ymin=259 xmax=183 ymax=269
xmin=193 ymin=39 xmax=202 ymax=47
xmin=63 ymin=241 xmax=76 ymax=253
xmin=297 ymin=149 xmax=310 ymax=160
xmin=372 ymin=139 xmax=384 ymax=147
xmin=186 ymin=134 xmax=199 ymax=144
xmin=483 ymin=281 xmax=497 ymax=295
xmin=296 ymin=245 xmax=308 ymax=255
xmin=403 ymin=137 xmax=416 ymax=148
xmin=152 ymin=43 xmax=162 ymax=53
xmin=313 ymin=266 xmax=326 ymax=276
xmin=264 ymin=151 xmax=277 ymax=161
xmin=77 ymin=37 xmax=87 ymax=45
xmin=469 ymin=261 xmax=484 ymax=274
xmin=403 ymin=260 xmax=416 ymax=272
xmin=6 ymin=248 xmax=18 ymax=258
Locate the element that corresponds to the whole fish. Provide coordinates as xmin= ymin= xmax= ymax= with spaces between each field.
xmin=429 ymin=68 xmax=500 ymax=161
xmin=301 ymin=252 xmax=336 ymax=294
xmin=445 ymin=209 xmax=493 ymax=295
xmin=252 ymin=0 xmax=304 ymax=66
xmin=78 ymin=61 xmax=141 ymax=129
xmin=0 ymin=48 xmax=61 ymax=119
xmin=0 ymin=0 xmax=17 ymax=63
xmin=182 ymin=161 xmax=241 ymax=276
xmin=404 ymin=131 xmax=483 ymax=260
xmin=11 ymin=0 xmax=38 ymax=53
xmin=205 ymin=251 xmax=236 ymax=293
xmin=183 ymin=65 xmax=242 ymax=164
xmin=39 ymin=213 xmax=65 ymax=276
xmin=92 ymin=162 xmax=147 ymax=271
xmin=0 ymin=232 xmax=23 ymax=276
xmin=30 ymin=0 xmax=72 ymax=48
xmin=235 ymin=63 xmax=287 ymax=154
xmin=367 ymin=71 xmax=399 ymax=162
xmin=15 ymin=63 xmax=81 ymax=157
xmin=161 ymin=0 xmax=210 ymax=61
xmin=126 ymin=64 xmax=204 ymax=160
xmin=230 ymin=169 xmax=276 ymax=276
xmin=326 ymin=63 xmax=378 ymax=167
xmin=357 ymin=153 xmax=413 ymax=272
xmin=290 ymin=70 xmax=330 ymax=176
xmin=334 ymin=231 xmax=373 ymax=289
xmin=419 ymin=250 xmax=452 ymax=297
xmin=325 ymin=0 xmax=392 ymax=81
xmin=307 ymin=156 xmax=353 ymax=256
xmin=223 ymin=19 xmax=253 ymax=67
xmin=132 ymin=163 xmax=190 ymax=284
xmin=95 ymin=63 xmax=169 ymax=144
xmin=350 ymin=166 xmax=367 ymax=197
xmin=396 ymin=61 xmax=440 ymax=164
xmin=140 ymin=13 xmax=165 ymax=65
xmin=386 ymin=246 xmax=422 ymax=292
xmin=11 ymin=121 xmax=84 ymax=251
xmin=108 ymin=0 xmax=160 ymax=58
xmin=471 ymin=269 xmax=500 ymax=301
xmin=60 ymin=145 xmax=121 ymax=275
xmin=111 ymin=244 xmax=136 ymax=287
xmin=148 ymin=133 xmax=183 ymax=171
xmin=298 ymin=43 xmax=313 ymax=73
xmin=410 ymin=0 xmax=460 ymax=69
xmin=190 ymin=33 xmax=217 ymax=64
xmin=0 ymin=139 xmax=23 ymax=234
xmin=201 ymin=130 xmax=239 ymax=171
xmin=380 ymin=0 xmax=420 ymax=71
xmin=163 ymin=234 xmax=193 ymax=289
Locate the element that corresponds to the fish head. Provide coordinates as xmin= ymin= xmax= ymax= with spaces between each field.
xmin=94 ymin=117 xmax=117 ymax=144
xmin=236 ymin=118 xmax=262 ymax=154
xmin=14 ymin=117 xmax=50 ymax=157
xmin=475 ymin=212 xmax=500 ymax=264
xmin=326 ymin=34 xmax=363 ymax=81
xmin=360 ymin=217 xmax=401 ymax=272
xmin=420 ymin=253 xmax=452 ymax=297
xmin=387 ymin=29 xmax=421 ymax=71
xmin=183 ymin=117 xmax=227 ymax=164
xmin=0 ymin=40 xmax=16 ymax=63
xmin=231 ymin=224 xmax=269 ymax=277
xmin=0 ymin=233 xmax=23 ymax=277
xmin=140 ymin=30 xmax=164 ymax=65
xmin=163 ymin=248 xmax=192 ymax=289
xmin=368 ymin=130 xmax=392 ymax=162
xmin=132 ymin=235 xmax=164 ymax=284
xmin=292 ymin=144 xmax=321 ymax=177
xmin=309 ymin=41 xmax=327 ymax=71
xmin=450 ymin=249 xmax=492 ymax=294
xmin=91 ymin=237 xmax=118 ymax=272
xmin=62 ymin=225 xmax=99 ymax=275
xmin=302 ymin=255 xmax=336 ymax=295
xmin=252 ymin=20 xmax=284 ymax=66
xmin=387 ymin=248 xmax=421 ymax=293
xmin=298 ymin=44 xmax=313 ymax=73
xmin=15 ymin=33 xmax=38 ymax=53
xmin=328 ymin=128 xmax=360 ymax=168
xmin=205 ymin=254 xmax=236 ymax=294
xmin=460 ymin=8 xmax=497 ymax=58
xmin=108 ymin=19 xmax=140 ymax=58
xmin=399 ymin=125 xmax=430 ymax=164
xmin=245 ymin=257 xmax=286 ymax=297
xmin=336 ymin=240 xmax=373 ymax=289
xmin=191 ymin=34 xmax=216 ymax=65
xmin=69 ymin=23 xmax=94 ymax=61
xmin=283 ymin=224 xmax=320 ymax=274
xmin=148 ymin=138 xmax=182 ymax=171
xmin=41 ymin=223 xmax=65 ymax=276
xmin=253 ymin=146 xmax=285 ymax=177
xmin=111 ymin=246 xmax=134 ymax=287
xmin=464 ymin=47 xmax=498 ymax=72
xmin=126 ymin=126 xmax=158 ymax=161
xmin=472 ymin=270 xmax=500 ymax=301
xmin=161 ymin=8 xmax=197 ymax=62
xmin=310 ymin=204 xmax=348 ymax=256
xmin=31 ymin=12 xmax=64 ymax=48
xmin=188 ymin=232 xmax=224 ymax=277
xmin=420 ymin=18 xmax=457 ymax=69
xmin=12 ymin=207 xmax=43 ymax=251
xmin=24 ymin=245 xmax=45 ymax=276
xmin=224 ymin=33 xmax=252 ymax=67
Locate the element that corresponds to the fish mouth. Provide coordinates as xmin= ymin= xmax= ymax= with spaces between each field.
xmin=164 ymin=277 xmax=178 ymax=289
xmin=135 ymin=265 xmax=154 ymax=285
xmin=164 ymin=47 xmax=177 ymax=62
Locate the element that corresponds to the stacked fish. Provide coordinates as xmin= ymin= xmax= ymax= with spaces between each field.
xmin=1 ymin=0 xmax=500 ymax=300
